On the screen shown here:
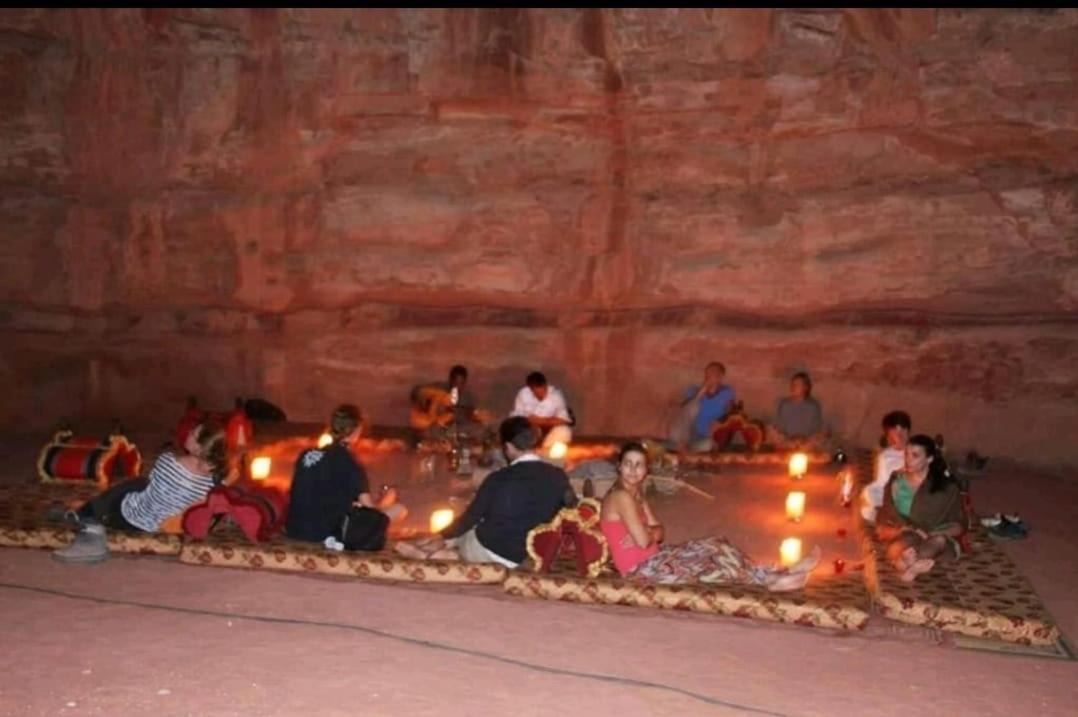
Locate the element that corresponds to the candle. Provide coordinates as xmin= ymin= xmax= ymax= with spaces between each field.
xmin=780 ymin=538 xmax=802 ymax=567
xmin=317 ymin=432 xmax=333 ymax=449
xmin=788 ymin=452 xmax=808 ymax=479
xmin=785 ymin=491 xmax=806 ymax=522
xmin=250 ymin=456 xmax=271 ymax=480
xmin=548 ymin=441 xmax=568 ymax=460
xmin=429 ymin=508 xmax=455 ymax=533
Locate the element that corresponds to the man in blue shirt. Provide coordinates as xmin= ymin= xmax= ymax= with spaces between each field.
xmin=667 ymin=361 xmax=736 ymax=453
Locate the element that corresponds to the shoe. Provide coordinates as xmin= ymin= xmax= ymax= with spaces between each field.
xmin=980 ymin=514 xmax=1003 ymax=528
xmin=52 ymin=522 xmax=109 ymax=563
xmin=989 ymin=519 xmax=1029 ymax=541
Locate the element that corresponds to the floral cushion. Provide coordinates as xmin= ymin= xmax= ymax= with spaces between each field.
xmin=860 ymin=524 xmax=1061 ymax=646
xmin=503 ymin=570 xmax=870 ymax=631
xmin=179 ymin=533 xmax=508 ymax=584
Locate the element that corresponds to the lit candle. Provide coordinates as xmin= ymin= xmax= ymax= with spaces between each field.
xmin=785 ymin=491 xmax=806 ymax=522
xmin=250 ymin=456 xmax=271 ymax=480
xmin=429 ymin=508 xmax=455 ymax=533
xmin=317 ymin=432 xmax=332 ymax=449
xmin=780 ymin=537 xmax=802 ymax=567
xmin=788 ymin=452 xmax=808 ymax=480
xmin=548 ymin=441 xmax=568 ymax=460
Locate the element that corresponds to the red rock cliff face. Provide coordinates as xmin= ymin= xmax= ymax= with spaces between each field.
xmin=1 ymin=9 xmax=1076 ymax=465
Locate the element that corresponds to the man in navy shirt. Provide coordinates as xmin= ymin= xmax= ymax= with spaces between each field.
xmin=667 ymin=361 xmax=737 ymax=453
xmin=439 ymin=416 xmax=574 ymax=567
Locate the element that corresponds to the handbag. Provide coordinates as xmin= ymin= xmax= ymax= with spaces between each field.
xmin=339 ymin=506 xmax=389 ymax=552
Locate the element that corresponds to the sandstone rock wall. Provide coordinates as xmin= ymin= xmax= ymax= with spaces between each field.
xmin=1 ymin=9 xmax=1076 ymax=465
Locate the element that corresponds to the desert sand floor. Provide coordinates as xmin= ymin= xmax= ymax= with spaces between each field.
xmin=1 ymin=430 xmax=1075 ymax=717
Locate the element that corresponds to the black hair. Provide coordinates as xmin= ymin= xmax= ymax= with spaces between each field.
xmin=526 ymin=371 xmax=547 ymax=388
xmin=617 ymin=441 xmax=649 ymax=466
xmin=908 ymin=434 xmax=955 ymax=493
xmin=449 ymin=365 xmax=468 ymax=382
xmin=882 ymin=410 xmax=911 ymax=431
xmin=706 ymin=361 xmax=726 ymax=374
xmin=791 ymin=371 xmax=812 ymax=397
xmin=499 ymin=416 xmax=538 ymax=451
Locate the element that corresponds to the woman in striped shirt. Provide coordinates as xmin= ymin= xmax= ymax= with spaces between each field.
xmin=53 ymin=422 xmax=227 ymax=563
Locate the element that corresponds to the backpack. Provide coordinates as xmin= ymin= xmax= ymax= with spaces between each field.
xmin=339 ymin=506 xmax=389 ymax=551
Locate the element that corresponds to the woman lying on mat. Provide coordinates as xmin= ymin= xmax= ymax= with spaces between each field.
xmin=600 ymin=442 xmax=820 ymax=591
xmin=874 ymin=434 xmax=964 ymax=582
xmin=51 ymin=422 xmax=228 ymax=564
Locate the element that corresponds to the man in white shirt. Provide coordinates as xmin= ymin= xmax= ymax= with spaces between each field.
xmin=510 ymin=371 xmax=573 ymax=448
xmin=861 ymin=410 xmax=912 ymax=523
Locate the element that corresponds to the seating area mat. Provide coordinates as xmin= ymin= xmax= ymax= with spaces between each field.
xmin=502 ymin=569 xmax=871 ymax=631
xmin=860 ymin=523 xmax=1062 ymax=646
xmin=179 ymin=531 xmax=508 ymax=585
xmin=0 ymin=484 xmax=182 ymax=556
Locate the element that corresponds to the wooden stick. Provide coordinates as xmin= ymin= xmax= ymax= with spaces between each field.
xmin=651 ymin=474 xmax=715 ymax=501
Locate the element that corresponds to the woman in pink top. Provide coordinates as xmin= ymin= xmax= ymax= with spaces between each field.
xmin=599 ymin=443 xmax=820 ymax=591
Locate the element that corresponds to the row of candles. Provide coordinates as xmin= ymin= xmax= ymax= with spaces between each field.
xmin=780 ymin=452 xmax=809 ymax=566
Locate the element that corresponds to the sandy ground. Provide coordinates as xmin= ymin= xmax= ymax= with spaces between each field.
xmin=2 ymin=428 xmax=1076 ymax=716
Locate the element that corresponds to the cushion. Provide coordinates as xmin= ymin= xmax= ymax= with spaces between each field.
xmin=525 ymin=498 xmax=609 ymax=578
xmin=503 ymin=570 xmax=871 ymax=631
xmin=178 ymin=532 xmax=508 ymax=584
xmin=37 ymin=429 xmax=142 ymax=488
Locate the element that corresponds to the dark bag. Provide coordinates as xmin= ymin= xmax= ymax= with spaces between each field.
xmin=339 ymin=506 xmax=389 ymax=552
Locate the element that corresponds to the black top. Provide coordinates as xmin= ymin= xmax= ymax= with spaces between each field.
xmin=285 ymin=443 xmax=369 ymax=542
xmin=442 ymin=457 xmax=573 ymax=564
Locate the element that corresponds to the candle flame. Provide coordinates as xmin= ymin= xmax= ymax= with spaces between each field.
xmin=788 ymin=452 xmax=808 ymax=478
xmin=250 ymin=456 xmax=272 ymax=480
xmin=317 ymin=432 xmax=333 ymax=449
xmin=430 ymin=508 xmax=455 ymax=533
xmin=780 ymin=537 xmax=802 ymax=567
xmin=785 ymin=491 xmax=806 ymax=522
xmin=549 ymin=441 xmax=568 ymax=459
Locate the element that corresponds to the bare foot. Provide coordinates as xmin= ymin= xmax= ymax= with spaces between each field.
xmin=900 ymin=558 xmax=935 ymax=583
xmin=428 ymin=548 xmax=459 ymax=561
xmin=790 ymin=546 xmax=822 ymax=574
xmin=768 ymin=571 xmax=810 ymax=592
xmin=393 ymin=541 xmax=428 ymax=560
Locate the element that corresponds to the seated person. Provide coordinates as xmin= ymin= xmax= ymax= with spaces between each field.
xmin=861 ymin=410 xmax=911 ymax=523
xmin=409 ymin=364 xmax=491 ymax=438
xmin=286 ymin=404 xmax=406 ymax=545
xmin=395 ymin=416 xmax=574 ymax=567
xmin=52 ymin=422 xmax=227 ymax=563
xmin=874 ymin=434 xmax=964 ymax=582
xmin=510 ymin=371 xmax=573 ymax=449
xmin=767 ymin=371 xmax=828 ymax=450
xmin=666 ymin=361 xmax=736 ymax=453
xmin=600 ymin=442 xmax=819 ymax=590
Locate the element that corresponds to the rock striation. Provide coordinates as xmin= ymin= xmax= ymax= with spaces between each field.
xmin=1 ymin=9 xmax=1076 ymax=465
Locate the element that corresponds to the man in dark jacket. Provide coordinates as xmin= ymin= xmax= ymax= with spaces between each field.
xmin=440 ymin=416 xmax=574 ymax=567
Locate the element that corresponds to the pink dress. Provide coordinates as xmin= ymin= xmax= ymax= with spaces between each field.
xmin=601 ymin=518 xmax=774 ymax=586
xmin=601 ymin=519 xmax=659 ymax=576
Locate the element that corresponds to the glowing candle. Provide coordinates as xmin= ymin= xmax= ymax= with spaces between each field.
xmin=785 ymin=491 xmax=806 ymax=522
xmin=788 ymin=452 xmax=808 ymax=479
xmin=317 ymin=432 xmax=333 ymax=449
xmin=780 ymin=538 xmax=802 ymax=567
xmin=549 ymin=441 xmax=568 ymax=460
xmin=429 ymin=508 xmax=455 ymax=533
xmin=250 ymin=456 xmax=271 ymax=480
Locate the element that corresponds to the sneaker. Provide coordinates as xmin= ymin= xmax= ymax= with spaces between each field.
xmin=52 ymin=522 xmax=109 ymax=563
xmin=980 ymin=514 xmax=1003 ymax=528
